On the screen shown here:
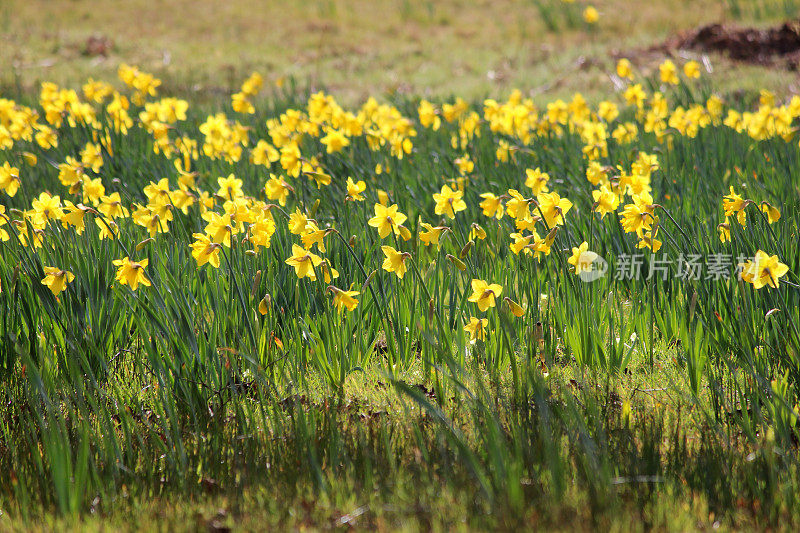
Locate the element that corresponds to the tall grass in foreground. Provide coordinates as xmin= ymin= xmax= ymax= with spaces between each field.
xmin=2 ymin=329 xmax=800 ymax=528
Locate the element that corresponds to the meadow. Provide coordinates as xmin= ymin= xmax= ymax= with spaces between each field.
xmin=4 ymin=0 xmax=800 ymax=104
xmin=1 ymin=3 xmax=800 ymax=531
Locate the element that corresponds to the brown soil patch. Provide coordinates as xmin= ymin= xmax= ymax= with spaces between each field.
xmin=666 ymin=19 xmax=800 ymax=69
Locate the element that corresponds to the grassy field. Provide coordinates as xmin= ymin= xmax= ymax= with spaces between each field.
xmin=3 ymin=0 xmax=800 ymax=104
xmin=2 ymin=1 xmax=800 ymax=532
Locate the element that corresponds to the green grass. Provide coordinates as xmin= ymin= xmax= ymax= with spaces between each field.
xmin=2 ymin=0 xmax=800 ymax=105
xmin=0 ymin=41 xmax=800 ymax=531
xmin=1 ymin=355 xmax=797 ymax=531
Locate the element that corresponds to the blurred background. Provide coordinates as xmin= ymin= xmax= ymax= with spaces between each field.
xmin=2 ymin=0 xmax=799 ymax=103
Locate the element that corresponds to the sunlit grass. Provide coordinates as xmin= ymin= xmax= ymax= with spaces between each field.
xmin=0 ymin=54 xmax=799 ymax=530
xmin=3 ymin=0 xmax=799 ymax=105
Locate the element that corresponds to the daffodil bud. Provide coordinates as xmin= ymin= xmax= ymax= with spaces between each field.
xmin=136 ymin=238 xmax=154 ymax=251
xmin=397 ymin=224 xmax=412 ymax=241
xmin=505 ymin=297 xmax=525 ymax=317
xmin=272 ymin=333 xmax=284 ymax=350
xmin=446 ymin=254 xmax=466 ymax=271
xmin=545 ymin=227 xmax=558 ymax=245
xmin=363 ymin=269 xmax=376 ymax=289
xmin=22 ymin=152 xmax=37 ymax=166
xmin=251 ymin=270 xmax=262 ymax=297
xmin=459 ymin=240 xmax=474 ymax=258
xmin=309 ymin=198 xmax=321 ymax=218
xmin=377 ymin=189 xmax=389 ymax=205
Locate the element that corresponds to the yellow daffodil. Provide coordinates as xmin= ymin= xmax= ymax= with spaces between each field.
xmin=265 ymin=175 xmax=291 ymax=206
xmin=468 ymin=279 xmax=503 ymax=312
xmin=621 ymin=193 xmax=657 ymax=235
xmin=723 ymin=186 xmax=747 ymax=225
xmin=285 ymin=244 xmax=323 ymax=280
xmin=0 ymin=205 xmax=8 ymax=242
xmin=636 ymin=230 xmax=662 ymax=253
xmin=98 ymin=193 xmax=129 ymax=219
xmin=592 ymin=185 xmax=619 ymax=218
xmin=525 ymin=168 xmax=550 ymax=196
xmin=41 ymin=267 xmax=75 ymax=296
xmin=479 ymin=192 xmax=504 ymax=219
xmin=432 ymin=184 xmax=467 ymax=219
xmin=583 ymin=6 xmax=599 ymax=24
xmin=346 ymin=177 xmax=366 ymax=201
xmin=330 ymin=287 xmax=360 ymax=312
xmin=377 ymin=189 xmax=389 ymax=205
xmin=204 ymin=212 xmax=236 ymax=246
xmin=510 ymin=232 xmax=534 ymax=256
xmin=419 ymin=222 xmax=448 ymax=249
xmin=80 ymin=142 xmax=103 ymax=173
xmin=718 ymin=221 xmax=731 ymax=243
xmin=368 ymin=203 xmax=407 ymax=239
xmin=567 ymin=242 xmax=599 ymax=275
xmin=536 ymin=191 xmax=572 ymax=227
xmin=454 ymin=154 xmax=474 ymax=175
xmin=112 ymin=257 xmax=150 ymax=291
xmin=740 ymin=251 xmax=789 ymax=289
xmin=760 ymin=202 xmax=781 ymax=224
xmin=301 ymin=221 xmax=329 ymax=253
xmin=616 ymin=58 xmax=634 ymax=80
xmin=469 ymin=223 xmax=486 ymax=241
xmin=464 ymin=317 xmax=488 ymax=343
xmin=506 ymin=189 xmax=531 ymax=220
xmin=82 ymin=177 xmax=105 ymax=206
xmin=0 ymin=162 xmax=21 ymax=197
xmin=96 ymin=218 xmax=119 ymax=240
xmin=683 ymin=60 xmax=701 ymax=79
xmin=217 ymin=174 xmax=243 ymax=201
xmin=381 ymin=245 xmax=410 ymax=279
xmin=288 ymin=208 xmax=309 ymax=235
xmin=191 ymin=233 xmax=222 ymax=268
xmin=320 ymin=129 xmax=350 ymax=153
xmin=319 ymin=261 xmax=339 ymax=283
xmin=659 ymin=59 xmax=679 ymax=85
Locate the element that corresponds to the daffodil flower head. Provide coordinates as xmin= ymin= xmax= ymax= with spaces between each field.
xmin=285 ymin=244 xmax=323 ymax=280
xmin=112 ymin=257 xmax=150 ymax=291
xmin=41 ymin=266 xmax=75 ymax=296
xmin=740 ymin=250 xmax=789 ymax=289
xmin=468 ymin=279 xmax=503 ymax=312
xmin=567 ymin=242 xmax=599 ymax=275
xmin=329 ymin=286 xmax=360 ymax=312
xmin=381 ymin=246 xmax=410 ymax=279
xmin=464 ymin=317 xmax=488 ymax=343
xmin=368 ymin=203 xmax=407 ymax=239
xmin=432 ymin=184 xmax=467 ymax=220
